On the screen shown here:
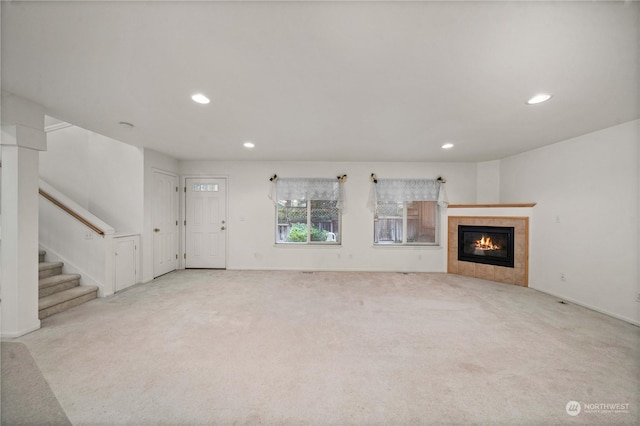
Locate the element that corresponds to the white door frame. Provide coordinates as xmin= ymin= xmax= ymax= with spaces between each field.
xmin=180 ymin=175 xmax=228 ymax=269
xmin=152 ymin=169 xmax=179 ymax=277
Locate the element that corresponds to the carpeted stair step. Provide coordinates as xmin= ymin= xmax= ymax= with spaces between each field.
xmin=38 ymin=285 xmax=98 ymax=320
xmin=39 ymin=250 xmax=46 ymax=263
xmin=39 ymin=273 xmax=81 ymax=298
xmin=38 ymin=262 xmax=63 ymax=279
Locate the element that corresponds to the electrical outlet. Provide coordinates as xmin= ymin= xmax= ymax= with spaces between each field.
xmin=560 ymin=273 xmax=566 ymax=282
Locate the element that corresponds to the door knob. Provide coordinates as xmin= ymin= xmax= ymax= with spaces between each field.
xmin=221 ymin=226 xmax=225 ymax=230
xmin=154 ymin=228 xmax=160 ymax=232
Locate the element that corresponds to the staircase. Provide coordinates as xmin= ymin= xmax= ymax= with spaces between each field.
xmin=38 ymin=250 xmax=98 ymax=319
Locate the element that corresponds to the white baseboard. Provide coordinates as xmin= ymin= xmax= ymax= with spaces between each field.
xmin=1 ymin=322 xmax=41 ymax=338
xmin=531 ymin=287 xmax=639 ymax=327
xmin=225 ymin=266 xmax=447 ymax=273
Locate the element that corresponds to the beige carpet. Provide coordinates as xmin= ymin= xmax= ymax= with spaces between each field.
xmin=4 ymin=270 xmax=640 ymax=425
xmin=1 ymin=341 xmax=71 ymax=425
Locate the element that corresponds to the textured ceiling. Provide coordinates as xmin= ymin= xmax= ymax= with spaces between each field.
xmin=2 ymin=1 xmax=638 ymax=162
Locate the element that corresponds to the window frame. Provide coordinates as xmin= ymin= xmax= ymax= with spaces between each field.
xmin=275 ymin=198 xmax=341 ymax=245
xmin=373 ymin=200 xmax=440 ymax=246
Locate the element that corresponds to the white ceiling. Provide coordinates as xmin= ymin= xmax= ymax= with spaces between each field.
xmin=2 ymin=1 xmax=638 ymax=162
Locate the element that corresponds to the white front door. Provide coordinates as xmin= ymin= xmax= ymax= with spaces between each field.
xmin=185 ymin=178 xmax=227 ymax=269
xmin=153 ymin=171 xmax=178 ymax=277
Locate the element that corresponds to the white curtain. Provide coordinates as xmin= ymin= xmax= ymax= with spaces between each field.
xmin=368 ymin=178 xmax=445 ymax=211
xmin=269 ymin=178 xmax=344 ymax=209
xmin=437 ymin=182 xmax=449 ymax=208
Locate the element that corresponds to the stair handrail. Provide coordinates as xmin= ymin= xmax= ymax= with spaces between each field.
xmin=38 ymin=179 xmax=115 ymax=237
xmin=39 ymin=189 xmax=105 ymax=236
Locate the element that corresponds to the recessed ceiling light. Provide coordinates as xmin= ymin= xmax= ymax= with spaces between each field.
xmin=118 ymin=121 xmax=134 ymax=129
xmin=191 ymin=93 xmax=210 ymax=104
xmin=243 ymin=141 xmax=255 ymax=149
xmin=526 ymin=93 xmax=552 ymax=105
xmin=441 ymin=143 xmax=454 ymax=149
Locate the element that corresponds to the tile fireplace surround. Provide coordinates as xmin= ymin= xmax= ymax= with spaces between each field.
xmin=447 ymin=204 xmax=534 ymax=287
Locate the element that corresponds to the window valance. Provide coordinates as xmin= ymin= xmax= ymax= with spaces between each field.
xmin=368 ymin=178 xmax=448 ymax=211
xmin=375 ymin=179 xmax=440 ymax=202
xmin=269 ymin=177 xmax=345 ymax=209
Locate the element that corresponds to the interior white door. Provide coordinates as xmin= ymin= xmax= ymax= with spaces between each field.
xmin=185 ymin=178 xmax=226 ymax=268
xmin=115 ymin=236 xmax=138 ymax=292
xmin=153 ymin=171 xmax=178 ymax=277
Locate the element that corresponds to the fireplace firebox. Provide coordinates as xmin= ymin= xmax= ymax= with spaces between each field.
xmin=458 ymin=225 xmax=514 ymax=268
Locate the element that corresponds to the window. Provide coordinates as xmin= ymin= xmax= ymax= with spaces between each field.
xmin=374 ymin=200 xmax=438 ymax=244
xmin=193 ymin=183 xmax=218 ymax=192
xmin=277 ymin=199 xmax=340 ymax=244
xmin=272 ymin=178 xmax=342 ymax=244
xmin=371 ymin=179 xmax=441 ymax=246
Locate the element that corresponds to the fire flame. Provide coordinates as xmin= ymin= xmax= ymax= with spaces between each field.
xmin=475 ymin=235 xmax=501 ymax=251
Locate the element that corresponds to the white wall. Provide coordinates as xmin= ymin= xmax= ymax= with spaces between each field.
xmin=0 ymin=147 xmax=2 ymax=213
xmin=40 ymin=125 xmax=144 ymax=233
xmin=180 ymin=160 xmax=477 ymax=272
xmin=500 ymin=120 xmax=639 ymax=324
xmin=142 ymin=148 xmax=179 ymax=283
xmin=476 ymin=160 xmax=500 ymax=203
